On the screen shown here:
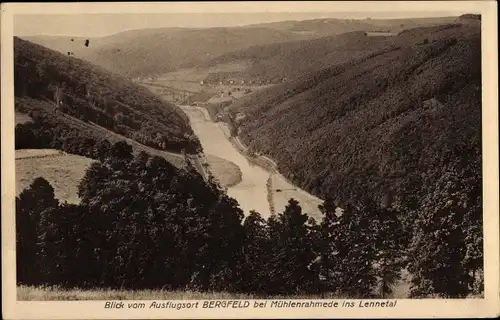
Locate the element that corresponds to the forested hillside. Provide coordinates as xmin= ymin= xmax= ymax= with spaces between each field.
xmin=230 ymin=22 xmax=483 ymax=298
xmin=24 ymin=27 xmax=303 ymax=79
xmin=234 ymin=22 xmax=481 ymax=210
xmin=23 ymin=16 xmax=460 ymax=80
xmin=14 ymin=37 xmax=200 ymax=153
xmin=203 ymin=31 xmax=393 ymax=83
xmin=202 ymin=17 xmax=478 ymax=84
xmin=244 ymin=16 xmax=459 ymax=37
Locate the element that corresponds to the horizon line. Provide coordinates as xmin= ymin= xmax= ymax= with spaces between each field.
xmin=13 ymin=13 xmax=467 ymax=38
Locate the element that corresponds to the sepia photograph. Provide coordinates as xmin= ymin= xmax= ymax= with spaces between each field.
xmin=1 ymin=1 xmax=498 ymax=319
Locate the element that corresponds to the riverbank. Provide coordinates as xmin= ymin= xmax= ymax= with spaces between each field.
xmin=215 ymin=121 xmax=278 ymax=216
xmin=179 ymin=107 xmax=243 ymax=188
xmin=180 ymin=106 xmax=271 ymax=217
xmin=266 ymin=175 xmax=275 ymax=216
xmin=180 ymin=105 xmax=323 ymax=219
xmin=229 ymin=135 xmax=279 ymax=173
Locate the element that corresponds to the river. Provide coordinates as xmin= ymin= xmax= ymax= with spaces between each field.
xmin=181 ymin=106 xmax=271 ymax=217
xmin=180 ymin=105 xmax=323 ymax=220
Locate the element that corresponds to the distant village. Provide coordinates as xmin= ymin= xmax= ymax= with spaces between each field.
xmin=134 ymin=73 xmax=290 ymax=106
xmin=135 ymin=75 xmax=289 ymax=86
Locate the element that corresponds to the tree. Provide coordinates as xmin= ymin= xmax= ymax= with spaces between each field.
xmin=16 ymin=177 xmax=59 ymax=285
xmin=330 ymin=203 xmax=378 ymax=298
xmin=239 ymin=210 xmax=271 ymax=293
xmin=37 ymin=206 xmax=65 ymax=285
xmin=408 ymin=167 xmax=478 ymax=298
xmin=107 ymin=141 xmax=133 ymax=171
xmin=188 ymin=194 xmax=244 ymax=292
xmin=370 ymin=205 xmax=408 ymax=298
xmin=316 ymin=198 xmax=342 ymax=292
xmin=78 ymin=162 xmax=113 ymax=205
xmin=318 ymin=197 xmax=408 ymax=298
xmin=57 ymin=203 xmax=96 ymax=288
xmin=15 ymin=123 xmax=36 ymax=149
xmin=95 ymin=139 xmax=112 ymax=162
xmin=48 ymin=83 xmax=65 ymax=107
xmin=266 ymin=199 xmax=319 ymax=295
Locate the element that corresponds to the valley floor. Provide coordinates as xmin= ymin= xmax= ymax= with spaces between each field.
xmin=181 ymin=105 xmax=325 ymax=219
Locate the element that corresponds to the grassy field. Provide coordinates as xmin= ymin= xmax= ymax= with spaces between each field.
xmin=15 ymin=149 xmax=61 ymax=159
xmin=17 ymin=285 xmax=354 ymax=301
xmin=158 ymin=62 xmax=250 ymax=82
xmin=16 ymin=149 xmax=95 ymax=204
xmin=17 ymin=285 xmax=258 ymax=301
xmin=15 ymin=112 xmax=33 ymax=125
xmin=205 ymin=154 xmax=242 ymax=187
xmin=17 ymin=284 xmax=419 ymax=301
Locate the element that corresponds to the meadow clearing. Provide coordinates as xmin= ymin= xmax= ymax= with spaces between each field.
xmin=17 ymin=285 xmax=362 ymax=301
xmin=15 ymin=149 xmax=95 ymax=204
xmin=17 ymin=285 xmax=260 ymax=301
xmin=15 ymin=112 xmax=33 ymax=125
xmin=17 ymin=281 xmax=418 ymax=300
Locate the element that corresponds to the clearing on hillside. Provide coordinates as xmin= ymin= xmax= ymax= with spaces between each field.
xmin=16 ymin=149 xmax=95 ymax=204
xmin=15 ymin=112 xmax=33 ymax=125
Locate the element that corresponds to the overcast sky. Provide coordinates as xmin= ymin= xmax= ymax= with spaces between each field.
xmin=14 ymin=12 xmax=466 ymax=38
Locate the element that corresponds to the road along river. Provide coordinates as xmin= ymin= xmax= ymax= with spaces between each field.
xmin=180 ymin=106 xmax=323 ymax=220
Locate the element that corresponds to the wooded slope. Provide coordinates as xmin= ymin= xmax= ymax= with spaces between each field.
xmin=234 ymin=22 xmax=482 ymax=208
xmin=14 ymin=37 xmax=200 ymax=153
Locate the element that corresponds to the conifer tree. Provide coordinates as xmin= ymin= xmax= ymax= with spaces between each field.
xmin=316 ymin=198 xmax=342 ymax=293
xmin=37 ymin=206 xmax=64 ymax=285
xmin=267 ymin=199 xmax=318 ymax=295
xmin=240 ymin=210 xmax=271 ymax=293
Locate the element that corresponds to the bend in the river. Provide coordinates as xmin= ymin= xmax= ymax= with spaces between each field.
xmin=180 ymin=105 xmax=323 ymax=220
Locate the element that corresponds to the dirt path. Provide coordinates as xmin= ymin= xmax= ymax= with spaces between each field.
xmin=15 ymin=149 xmax=64 ymax=160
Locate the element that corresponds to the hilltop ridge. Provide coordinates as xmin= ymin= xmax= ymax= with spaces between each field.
xmin=23 ymin=16 xmax=462 ymax=79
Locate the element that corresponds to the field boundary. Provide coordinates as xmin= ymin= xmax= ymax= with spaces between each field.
xmin=15 ymin=151 xmax=65 ymax=160
xmin=229 ymin=135 xmax=279 ymax=174
xmin=31 ymin=98 xmax=188 ymax=169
